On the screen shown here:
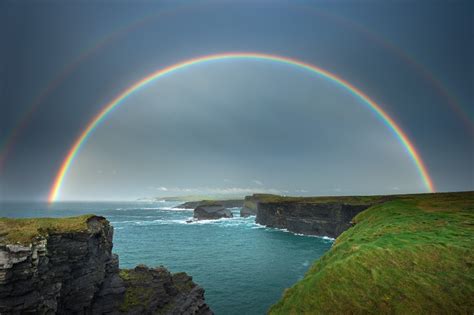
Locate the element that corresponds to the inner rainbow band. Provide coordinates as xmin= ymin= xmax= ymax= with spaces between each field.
xmin=48 ymin=52 xmax=435 ymax=202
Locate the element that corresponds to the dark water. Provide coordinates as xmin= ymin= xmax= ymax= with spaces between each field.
xmin=0 ymin=201 xmax=333 ymax=314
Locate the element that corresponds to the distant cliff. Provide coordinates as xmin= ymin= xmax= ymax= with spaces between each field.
xmin=176 ymin=199 xmax=243 ymax=209
xmin=253 ymin=194 xmax=386 ymax=237
xmin=240 ymin=195 xmax=259 ymax=217
xmin=240 ymin=194 xmax=280 ymax=217
xmin=0 ymin=215 xmax=212 ymax=314
xmin=256 ymin=201 xmax=371 ymax=238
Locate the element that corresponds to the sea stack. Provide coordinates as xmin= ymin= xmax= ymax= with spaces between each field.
xmin=193 ymin=204 xmax=233 ymax=220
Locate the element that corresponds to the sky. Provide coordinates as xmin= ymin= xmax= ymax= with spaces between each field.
xmin=1 ymin=0 xmax=473 ymax=201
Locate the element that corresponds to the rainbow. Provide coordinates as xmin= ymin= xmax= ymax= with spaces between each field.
xmin=48 ymin=52 xmax=435 ymax=202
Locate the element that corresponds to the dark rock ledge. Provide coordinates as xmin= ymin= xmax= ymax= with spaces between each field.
xmin=255 ymin=200 xmax=372 ymax=238
xmin=0 ymin=215 xmax=213 ymax=315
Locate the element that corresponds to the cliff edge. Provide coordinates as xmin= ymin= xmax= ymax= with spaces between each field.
xmin=176 ymin=199 xmax=243 ymax=209
xmin=253 ymin=194 xmax=389 ymax=238
xmin=269 ymin=192 xmax=474 ymax=314
xmin=0 ymin=215 xmax=212 ymax=314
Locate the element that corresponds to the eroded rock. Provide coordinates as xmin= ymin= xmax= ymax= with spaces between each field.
xmin=193 ymin=205 xmax=233 ymax=220
xmin=0 ymin=215 xmax=213 ymax=314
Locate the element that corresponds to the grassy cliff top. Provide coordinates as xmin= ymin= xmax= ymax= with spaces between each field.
xmin=252 ymin=191 xmax=473 ymax=205
xmin=0 ymin=214 xmax=96 ymax=245
xmin=250 ymin=193 xmax=387 ymax=205
xmin=269 ymin=191 xmax=474 ymax=314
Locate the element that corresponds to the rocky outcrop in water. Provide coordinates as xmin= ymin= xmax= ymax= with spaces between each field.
xmin=193 ymin=205 xmax=233 ymax=220
xmin=177 ymin=199 xmax=243 ymax=209
xmin=0 ymin=215 xmax=212 ymax=314
xmin=256 ymin=201 xmax=371 ymax=238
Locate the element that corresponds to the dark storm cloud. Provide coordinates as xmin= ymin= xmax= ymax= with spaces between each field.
xmin=1 ymin=0 xmax=472 ymax=201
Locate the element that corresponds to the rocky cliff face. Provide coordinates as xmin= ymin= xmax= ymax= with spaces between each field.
xmin=256 ymin=201 xmax=371 ymax=238
xmin=240 ymin=194 xmax=265 ymax=217
xmin=119 ymin=265 xmax=211 ymax=314
xmin=0 ymin=215 xmax=212 ymax=315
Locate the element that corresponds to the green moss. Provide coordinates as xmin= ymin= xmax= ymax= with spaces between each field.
xmin=155 ymin=301 xmax=176 ymax=315
xmin=119 ymin=269 xmax=132 ymax=281
xmin=172 ymin=272 xmax=195 ymax=293
xmin=119 ymin=269 xmax=150 ymax=282
xmin=269 ymin=191 xmax=474 ymax=314
xmin=119 ymin=268 xmax=155 ymax=311
xmin=0 ymin=214 xmax=96 ymax=245
xmin=119 ymin=286 xmax=154 ymax=312
xmin=198 ymin=200 xmax=222 ymax=206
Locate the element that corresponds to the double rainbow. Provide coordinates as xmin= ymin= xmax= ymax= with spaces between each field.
xmin=48 ymin=52 xmax=435 ymax=202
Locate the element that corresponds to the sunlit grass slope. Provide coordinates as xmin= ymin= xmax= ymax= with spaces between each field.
xmin=269 ymin=192 xmax=474 ymax=314
xmin=0 ymin=214 xmax=94 ymax=245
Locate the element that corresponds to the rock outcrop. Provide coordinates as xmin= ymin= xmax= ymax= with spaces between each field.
xmin=0 ymin=215 xmax=212 ymax=314
xmin=119 ymin=265 xmax=212 ymax=314
xmin=193 ymin=205 xmax=233 ymax=220
xmin=176 ymin=199 xmax=243 ymax=209
xmin=255 ymin=201 xmax=371 ymax=238
xmin=240 ymin=195 xmax=262 ymax=217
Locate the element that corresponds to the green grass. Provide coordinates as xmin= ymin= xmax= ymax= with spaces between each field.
xmin=172 ymin=272 xmax=196 ymax=293
xmin=0 ymin=214 xmax=95 ymax=245
xmin=120 ymin=286 xmax=154 ymax=312
xmin=196 ymin=200 xmax=223 ymax=206
xmin=269 ymin=192 xmax=474 ymax=314
xmin=250 ymin=193 xmax=387 ymax=205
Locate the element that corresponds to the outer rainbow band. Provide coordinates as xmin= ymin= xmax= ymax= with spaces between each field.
xmin=48 ymin=52 xmax=435 ymax=202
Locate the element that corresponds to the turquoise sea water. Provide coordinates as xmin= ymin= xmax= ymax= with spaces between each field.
xmin=0 ymin=201 xmax=333 ymax=314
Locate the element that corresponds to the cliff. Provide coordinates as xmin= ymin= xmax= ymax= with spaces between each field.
xmin=240 ymin=195 xmax=260 ymax=217
xmin=256 ymin=201 xmax=371 ymax=238
xmin=269 ymin=191 xmax=474 ymax=314
xmin=254 ymin=194 xmax=388 ymax=237
xmin=240 ymin=194 xmax=280 ymax=217
xmin=176 ymin=199 xmax=243 ymax=209
xmin=0 ymin=215 xmax=212 ymax=314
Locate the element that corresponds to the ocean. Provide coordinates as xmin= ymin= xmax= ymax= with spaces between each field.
xmin=0 ymin=201 xmax=333 ymax=314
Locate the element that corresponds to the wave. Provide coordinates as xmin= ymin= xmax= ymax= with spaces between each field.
xmin=110 ymin=215 xmax=334 ymax=241
xmin=159 ymin=207 xmax=192 ymax=211
xmin=293 ymin=233 xmax=334 ymax=241
xmin=252 ymin=223 xmax=335 ymax=240
xmin=112 ymin=207 xmax=161 ymax=211
xmin=185 ymin=217 xmax=237 ymax=225
xmin=111 ymin=206 xmax=191 ymax=211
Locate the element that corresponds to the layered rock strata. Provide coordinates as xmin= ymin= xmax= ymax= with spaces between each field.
xmin=255 ymin=201 xmax=371 ymax=238
xmin=0 ymin=215 xmax=212 ymax=315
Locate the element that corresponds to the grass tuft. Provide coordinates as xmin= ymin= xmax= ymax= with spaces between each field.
xmin=0 ymin=214 xmax=96 ymax=245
